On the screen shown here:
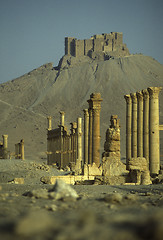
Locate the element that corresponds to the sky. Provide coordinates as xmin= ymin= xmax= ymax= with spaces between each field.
xmin=0 ymin=0 xmax=163 ymax=83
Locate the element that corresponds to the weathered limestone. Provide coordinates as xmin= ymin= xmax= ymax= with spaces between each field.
xmin=15 ymin=139 xmax=25 ymax=160
xmin=83 ymin=109 xmax=89 ymax=164
xmin=124 ymin=95 xmax=132 ymax=169
xmin=20 ymin=139 xmax=25 ymax=160
xmin=130 ymin=93 xmax=137 ymax=158
xmin=65 ymin=32 xmax=130 ymax=59
xmin=148 ymin=87 xmax=162 ymax=175
xmin=142 ymin=89 xmax=149 ymax=163
xmin=128 ymin=157 xmax=151 ymax=185
xmin=77 ymin=117 xmax=82 ymax=164
xmin=88 ymin=93 xmax=103 ymax=167
xmin=59 ymin=111 xmax=65 ymax=126
xmin=70 ymin=122 xmax=77 ymax=163
xmin=2 ymin=135 xmax=8 ymax=159
xmin=136 ymin=91 xmax=143 ymax=157
xmin=88 ymin=108 xmax=93 ymax=164
xmin=102 ymin=157 xmax=127 ymax=178
xmin=103 ymin=115 xmax=121 ymax=158
xmin=47 ymin=116 xmax=52 ymax=131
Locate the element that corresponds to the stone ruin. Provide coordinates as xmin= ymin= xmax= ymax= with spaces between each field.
xmin=0 ymin=135 xmax=25 ymax=160
xmin=0 ymin=135 xmax=8 ymax=159
xmin=65 ymin=32 xmax=130 ymax=60
xmin=47 ymin=87 xmax=162 ymax=185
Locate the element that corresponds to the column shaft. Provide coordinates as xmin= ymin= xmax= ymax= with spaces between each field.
xmin=83 ymin=109 xmax=89 ymax=164
xmin=148 ymin=87 xmax=162 ymax=175
xmin=77 ymin=118 xmax=82 ymax=164
xmin=124 ymin=95 xmax=132 ymax=169
xmin=130 ymin=93 xmax=137 ymax=158
xmin=60 ymin=111 xmax=65 ymax=126
xmin=92 ymin=109 xmax=101 ymax=166
xmin=87 ymin=93 xmax=103 ymax=167
xmin=88 ymin=109 xmax=93 ymax=164
xmin=20 ymin=139 xmax=25 ymax=160
xmin=2 ymin=135 xmax=8 ymax=159
xmin=136 ymin=91 xmax=143 ymax=157
xmin=142 ymin=89 xmax=149 ymax=164
xmin=47 ymin=116 xmax=52 ymax=131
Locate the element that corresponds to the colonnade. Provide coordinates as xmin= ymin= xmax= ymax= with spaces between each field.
xmin=47 ymin=92 xmax=103 ymax=169
xmin=47 ymin=112 xmax=83 ymax=168
xmin=124 ymin=87 xmax=162 ymax=175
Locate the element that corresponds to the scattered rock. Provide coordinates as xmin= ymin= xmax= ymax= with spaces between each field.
xmin=50 ymin=179 xmax=79 ymax=200
xmin=26 ymin=189 xmax=49 ymax=199
xmin=103 ymin=193 xmax=123 ymax=204
xmin=44 ymin=204 xmax=57 ymax=211
xmin=15 ymin=210 xmax=55 ymax=237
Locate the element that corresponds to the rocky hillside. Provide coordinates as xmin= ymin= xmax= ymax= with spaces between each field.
xmin=0 ymin=54 xmax=163 ymax=160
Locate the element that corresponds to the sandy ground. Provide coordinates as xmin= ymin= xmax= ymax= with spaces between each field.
xmin=0 ymin=158 xmax=163 ymax=240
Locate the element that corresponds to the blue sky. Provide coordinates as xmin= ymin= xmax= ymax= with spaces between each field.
xmin=0 ymin=0 xmax=163 ymax=83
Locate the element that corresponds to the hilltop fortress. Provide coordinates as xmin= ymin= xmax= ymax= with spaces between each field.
xmin=65 ymin=32 xmax=130 ymax=60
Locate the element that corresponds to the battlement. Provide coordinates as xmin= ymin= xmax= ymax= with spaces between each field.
xmin=65 ymin=32 xmax=129 ymax=59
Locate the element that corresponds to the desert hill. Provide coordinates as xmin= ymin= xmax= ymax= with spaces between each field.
xmin=0 ymin=54 xmax=163 ymax=160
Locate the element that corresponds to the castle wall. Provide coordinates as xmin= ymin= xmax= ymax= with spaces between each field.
xmin=65 ymin=37 xmax=76 ymax=56
xmin=75 ymin=40 xmax=84 ymax=57
xmin=64 ymin=32 xmax=127 ymax=58
xmin=93 ymin=38 xmax=104 ymax=52
xmin=84 ymin=39 xmax=93 ymax=56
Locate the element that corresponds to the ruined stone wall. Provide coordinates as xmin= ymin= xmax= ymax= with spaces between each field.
xmin=84 ymin=39 xmax=93 ymax=56
xmin=64 ymin=32 xmax=129 ymax=58
xmin=75 ymin=40 xmax=84 ymax=57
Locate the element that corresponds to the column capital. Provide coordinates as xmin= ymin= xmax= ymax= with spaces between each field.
xmin=130 ymin=93 xmax=137 ymax=103
xmin=147 ymin=87 xmax=162 ymax=99
xmin=59 ymin=111 xmax=65 ymax=115
xmin=83 ymin=109 xmax=89 ymax=116
xmin=2 ymin=135 xmax=8 ymax=139
xmin=136 ymin=91 xmax=143 ymax=101
xmin=124 ymin=94 xmax=132 ymax=104
xmin=87 ymin=92 xmax=103 ymax=110
xmin=142 ymin=89 xmax=149 ymax=100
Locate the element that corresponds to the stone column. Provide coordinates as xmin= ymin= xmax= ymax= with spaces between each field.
xmin=83 ymin=109 xmax=89 ymax=164
xmin=2 ymin=135 xmax=8 ymax=159
xmin=148 ymin=87 xmax=162 ymax=175
xmin=77 ymin=117 xmax=82 ymax=164
xmin=124 ymin=95 xmax=132 ymax=169
xmin=88 ymin=108 xmax=93 ymax=164
xmin=59 ymin=111 xmax=65 ymax=126
xmin=142 ymin=89 xmax=149 ymax=164
xmin=47 ymin=116 xmax=52 ymax=131
xmin=130 ymin=93 xmax=137 ymax=158
xmin=88 ymin=93 xmax=103 ymax=167
xmin=136 ymin=91 xmax=143 ymax=157
xmin=15 ymin=143 xmax=19 ymax=159
xmin=70 ymin=122 xmax=77 ymax=162
xmin=20 ymin=139 xmax=25 ymax=160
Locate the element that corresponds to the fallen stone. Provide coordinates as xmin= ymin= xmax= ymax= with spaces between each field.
xmin=13 ymin=178 xmax=24 ymax=184
xmin=26 ymin=189 xmax=49 ymax=199
xmin=102 ymin=157 xmax=127 ymax=177
xmin=103 ymin=193 xmax=123 ymax=204
xmin=50 ymin=179 xmax=79 ymax=200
